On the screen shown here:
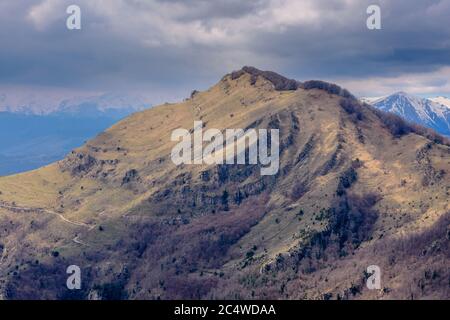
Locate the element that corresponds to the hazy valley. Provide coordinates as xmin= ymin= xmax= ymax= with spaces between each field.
xmin=0 ymin=93 xmax=150 ymax=176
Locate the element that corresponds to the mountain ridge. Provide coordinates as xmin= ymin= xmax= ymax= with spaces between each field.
xmin=429 ymin=96 xmax=450 ymax=109
xmin=363 ymin=92 xmax=450 ymax=136
xmin=0 ymin=67 xmax=448 ymax=300
xmin=0 ymin=93 xmax=152 ymax=176
xmin=0 ymin=92 xmax=151 ymax=116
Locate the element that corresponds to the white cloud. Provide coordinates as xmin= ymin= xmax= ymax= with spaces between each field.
xmin=27 ymin=0 xmax=66 ymax=31
xmin=337 ymin=66 xmax=450 ymax=97
xmin=1 ymin=0 xmax=450 ymax=99
xmin=31 ymin=0 xmax=361 ymax=47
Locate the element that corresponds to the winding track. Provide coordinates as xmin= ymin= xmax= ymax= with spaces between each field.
xmin=0 ymin=202 xmax=93 ymax=245
xmin=0 ymin=202 xmax=89 ymax=227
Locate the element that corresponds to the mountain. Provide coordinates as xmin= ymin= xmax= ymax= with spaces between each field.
xmin=0 ymin=67 xmax=448 ymax=300
xmin=0 ymin=93 xmax=151 ymax=176
xmin=364 ymin=92 xmax=450 ymax=136
xmin=55 ymin=93 xmax=151 ymax=118
xmin=429 ymin=96 xmax=450 ymax=109
xmin=0 ymin=91 xmax=151 ymax=116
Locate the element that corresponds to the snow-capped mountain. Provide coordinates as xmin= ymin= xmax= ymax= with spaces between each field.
xmin=429 ymin=96 xmax=450 ymax=109
xmin=0 ymin=92 xmax=152 ymax=176
xmin=56 ymin=92 xmax=151 ymax=117
xmin=360 ymin=96 xmax=386 ymax=104
xmin=363 ymin=92 xmax=450 ymax=137
xmin=0 ymin=91 xmax=151 ymax=116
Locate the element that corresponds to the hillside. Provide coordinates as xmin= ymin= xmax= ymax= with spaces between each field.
xmin=0 ymin=67 xmax=448 ymax=300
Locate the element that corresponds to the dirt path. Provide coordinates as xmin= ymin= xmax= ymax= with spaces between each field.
xmin=0 ymin=202 xmax=94 ymax=246
xmin=0 ymin=202 xmax=90 ymax=228
xmin=72 ymin=234 xmax=89 ymax=246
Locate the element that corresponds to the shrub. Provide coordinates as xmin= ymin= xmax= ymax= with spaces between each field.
xmin=190 ymin=90 xmax=199 ymax=98
xmin=373 ymin=109 xmax=412 ymax=137
xmin=94 ymin=282 xmax=127 ymax=300
xmin=300 ymin=80 xmax=354 ymax=99
xmin=336 ymin=167 xmax=358 ymax=196
xmin=291 ymin=182 xmax=309 ymax=200
xmin=339 ymin=98 xmax=364 ymax=121
xmin=221 ymin=190 xmax=229 ymax=206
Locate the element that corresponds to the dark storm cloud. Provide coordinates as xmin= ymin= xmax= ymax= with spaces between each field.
xmin=1 ymin=0 xmax=450 ymax=97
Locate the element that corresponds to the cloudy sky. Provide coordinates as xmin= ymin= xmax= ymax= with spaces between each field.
xmin=1 ymin=0 xmax=450 ymax=105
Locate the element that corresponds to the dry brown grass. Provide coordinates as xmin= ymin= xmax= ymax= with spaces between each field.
xmin=0 ymin=67 xmax=448 ymax=299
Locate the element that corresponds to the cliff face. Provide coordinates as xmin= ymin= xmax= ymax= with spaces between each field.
xmin=0 ymin=67 xmax=449 ymax=300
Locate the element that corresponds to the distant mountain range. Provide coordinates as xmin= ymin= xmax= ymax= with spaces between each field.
xmin=0 ymin=92 xmax=151 ymax=116
xmin=0 ymin=93 xmax=151 ymax=176
xmin=362 ymin=93 xmax=450 ymax=136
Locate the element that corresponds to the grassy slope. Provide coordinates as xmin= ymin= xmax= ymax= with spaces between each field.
xmin=0 ymin=70 xmax=448 ymax=299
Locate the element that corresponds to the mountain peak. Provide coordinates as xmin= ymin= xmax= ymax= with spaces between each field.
xmin=366 ymin=91 xmax=450 ymax=136
xmin=226 ymin=66 xmax=356 ymax=101
xmin=392 ymin=91 xmax=416 ymax=100
xmin=228 ymin=66 xmax=300 ymax=91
